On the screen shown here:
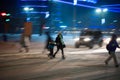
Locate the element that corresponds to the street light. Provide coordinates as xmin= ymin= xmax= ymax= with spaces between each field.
xmin=23 ymin=7 xmax=34 ymax=21
xmin=23 ymin=7 xmax=34 ymax=12
xmin=95 ymin=8 xmax=108 ymax=13
xmin=95 ymin=8 xmax=108 ymax=25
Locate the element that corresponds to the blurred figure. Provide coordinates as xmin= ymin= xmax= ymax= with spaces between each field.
xmin=19 ymin=33 xmax=30 ymax=53
xmin=48 ymin=39 xmax=55 ymax=59
xmin=53 ymin=32 xmax=65 ymax=59
xmin=42 ymin=31 xmax=52 ymax=53
xmin=105 ymin=34 xmax=120 ymax=67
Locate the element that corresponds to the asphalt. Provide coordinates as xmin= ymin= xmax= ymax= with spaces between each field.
xmin=0 ymin=41 xmax=120 ymax=80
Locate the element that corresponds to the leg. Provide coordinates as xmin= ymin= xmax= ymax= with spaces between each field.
xmin=105 ymin=53 xmax=112 ymax=64
xmin=53 ymin=46 xmax=59 ymax=57
xmin=112 ymin=53 xmax=119 ymax=67
xmin=19 ymin=45 xmax=24 ymax=52
xmin=49 ymin=48 xmax=54 ymax=59
xmin=49 ymin=48 xmax=53 ymax=56
xmin=61 ymin=48 xmax=65 ymax=59
xmin=25 ymin=46 xmax=29 ymax=52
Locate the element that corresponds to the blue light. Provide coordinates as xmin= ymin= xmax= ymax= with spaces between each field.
xmin=101 ymin=18 xmax=105 ymax=24
xmin=78 ymin=0 xmax=98 ymax=4
xmin=23 ymin=7 xmax=34 ymax=11
xmin=54 ymin=0 xmax=97 ymax=8
xmin=27 ymin=17 xmax=31 ymax=21
xmin=21 ymin=0 xmax=47 ymax=1
xmin=103 ymin=8 xmax=108 ymax=12
xmin=60 ymin=25 xmax=67 ymax=28
xmin=21 ymin=11 xmax=49 ymax=14
xmin=45 ymin=12 xmax=50 ymax=18
xmin=102 ymin=4 xmax=120 ymax=7
xmin=22 ymin=5 xmax=48 ymax=8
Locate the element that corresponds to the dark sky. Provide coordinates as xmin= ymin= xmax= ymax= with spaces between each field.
xmin=97 ymin=0 xmax=120 ymax=5
xmin=0 ymin=0 xmax=120 ymax=14
xmin=0 ymin=0 xmax=18 ymax=13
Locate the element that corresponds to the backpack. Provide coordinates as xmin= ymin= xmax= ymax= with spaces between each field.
xmin=106 ymin=42 xmax=117 ymax=51
xmin=106 ymin=44 xmax=111 ymax=51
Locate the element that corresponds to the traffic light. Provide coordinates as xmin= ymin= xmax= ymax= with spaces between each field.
xmin=0 ymin=12 xmax=11 ymax=22
xmin=1 ymin=12 xmax=7 ymax=16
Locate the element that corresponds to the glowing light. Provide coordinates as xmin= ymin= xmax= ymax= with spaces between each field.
xmin=21 ymin=11 xmax=49 ymax=14
xmin=74 ymin=0 xmax=77 ymax=5
xmin=78 ymin=0 xmax=98 ymax=4
xmin=6 ymin=19 xmax=10 ymax=22
xmin=60 ymin=25 xmax=67 ymax=28
xmin=103 ymin=8 xmax=108 ymax=12
xmin=22 ymin=5 xmax=48 ymax=7
xmin=1 ymin=12 xmax=6 ymax=16
xmin=23 ymin=7 xmax=34 ymax=12
xmin=6 ymin=13 xmax=11 ymax=16
xmin=101 ymin=18 xmax=105 ymax=24
xmin=96 ymin=8 xmax=102 ymax=13
xmin=45 ymin=12 xmax=50 ymax=18
xmin=54 ymin=0 xmax=97 ymax=8
xmin=27 ymin=18 xmax=31 ymax=21
xmin=24 ymin=7 xmax=29 ymax=11
xmin=95 ymin=8 xmax=108 ymax=13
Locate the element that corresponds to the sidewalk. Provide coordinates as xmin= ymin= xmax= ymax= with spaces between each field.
xmin=0 ymin=41 xmax=120 ymax=80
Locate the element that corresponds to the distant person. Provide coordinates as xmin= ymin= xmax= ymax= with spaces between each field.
xmin=42 ymin=31 xmax=52 ymax=53
xmin=105 ymin=34 xmax=120 ymax=67
xmin=53 ymin=32 xmax=66 ymax=59
xmin=19 ymin=33 xmax=30 ymax=53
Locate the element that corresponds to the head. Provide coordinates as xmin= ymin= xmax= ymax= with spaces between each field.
xmin=58 ymin=31 xmax=61 ymax=35
xmin=111 ymin=34 xmax=117 ymax=40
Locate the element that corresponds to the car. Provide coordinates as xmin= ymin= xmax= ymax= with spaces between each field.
xmin=74 ymin=30 xmax=103 ymax=49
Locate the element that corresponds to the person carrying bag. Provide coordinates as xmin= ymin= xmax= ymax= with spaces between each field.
xmin=105 ymin=34 xmax=120 ymax=68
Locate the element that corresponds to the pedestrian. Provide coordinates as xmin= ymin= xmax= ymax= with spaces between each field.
xmin=48 ymin=39 xmax=55 ymax=59
xmin=19 ymin=33 xmax=30 ymax=53
xmin=53 ymin=32 xmax=66 ymax=59
xmin=42 ymin=31 xmax=52 ymax=53
xmin=105 ymin=34 xmax=120 ymax=67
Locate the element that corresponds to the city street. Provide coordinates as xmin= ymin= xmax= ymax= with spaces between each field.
xmin=0 ymin=37 xmax=120 ymax=80
xmin=1 ymin=0 xmax=120 ymax=79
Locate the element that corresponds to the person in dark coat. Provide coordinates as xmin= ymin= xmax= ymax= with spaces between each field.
xmin=42 ymin=31 xmax=52 ymax=53
xmin=45 ymin=31 xmax=52 ymax=50
xmin=105 ymin=34 xmax=120 ymax=67
xmin=53 ymin=32 xmax=65 ymax=59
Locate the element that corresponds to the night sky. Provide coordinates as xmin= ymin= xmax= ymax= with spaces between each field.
xmin=0 ymin=0 xmax=120 ymax=32
xmin=0 ymin=0 xmax=120 ymax=13
xmin=0 ymin=0 xmax=18 ymax=13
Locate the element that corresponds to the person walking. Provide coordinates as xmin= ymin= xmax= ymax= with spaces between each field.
xmin=105 ymin=34 xmax=120 ymax=67
xmin=53 ymin=32 xmax=65 ymax=59
xmin=48 ymin=39 xmax=55 ymax=59
xmin=42 ymin=31 xmax=52 ymax=54
xmin=19 ymin=33 xmax=30 ymax=53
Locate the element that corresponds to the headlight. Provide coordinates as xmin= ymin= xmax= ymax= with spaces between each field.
xmin=74 ymin=38 xmax=79 ymax=41
xmin=84 ymin=38 xmax=91 ymax=42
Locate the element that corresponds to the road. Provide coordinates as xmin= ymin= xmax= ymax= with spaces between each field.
xmin=0 ymin=34 xmax=120 ymax=80
xmin=0 ymin=40 xmax=120 ymax=80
